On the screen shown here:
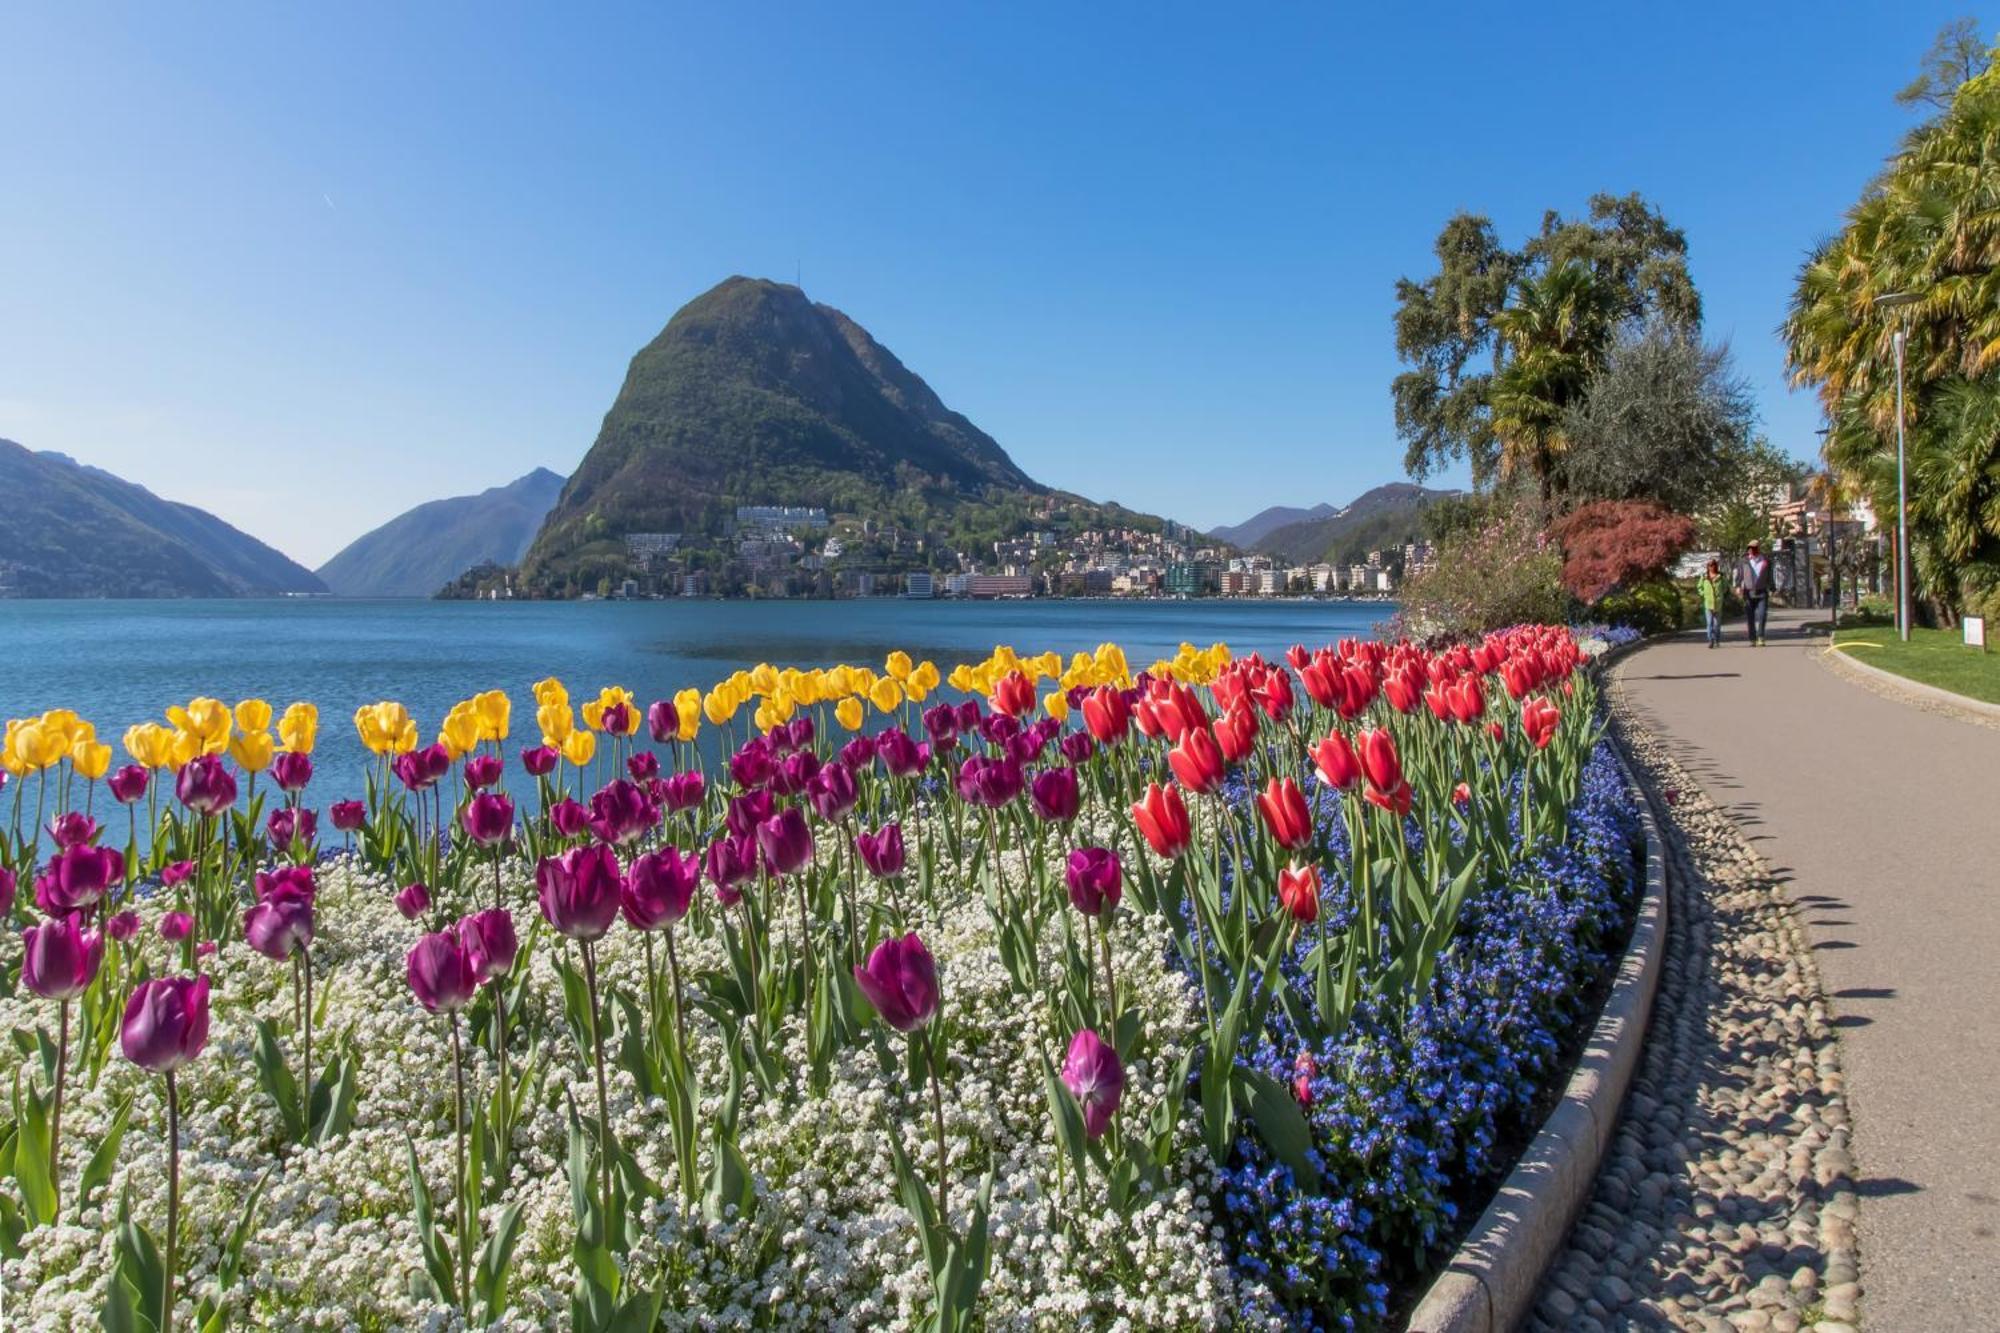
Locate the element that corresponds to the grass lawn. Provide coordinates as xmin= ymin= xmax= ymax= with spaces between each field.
xmin=1832 ymin=623 xmax=2000 ymax=705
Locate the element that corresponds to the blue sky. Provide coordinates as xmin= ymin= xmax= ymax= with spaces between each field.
xmin=0 ymin=3 xmax=1972 ymax=566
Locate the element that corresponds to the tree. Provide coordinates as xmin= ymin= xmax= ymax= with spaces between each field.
xmin=1489 ymin=261 xmax=1619 ymax=506
xmin=1393 ymin=192 xmax=1701 ymax=488
xmin=1562 ymin=321 xmax=1758 ymax=514
xmin=1549 ymin=500 xmax=1697 ymax=603
xmin=1784 ymin=29 xmax=2000 ymax=620
xmin=1896 ymin=17 xmax=1986 ymax=110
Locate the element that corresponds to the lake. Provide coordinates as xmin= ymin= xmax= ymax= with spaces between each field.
xmin=0 ymin=597 xmax=1391 ymax=800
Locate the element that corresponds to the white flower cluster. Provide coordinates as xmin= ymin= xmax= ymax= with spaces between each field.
xmin=0 ymin=821 xmax=1282 ymax=1330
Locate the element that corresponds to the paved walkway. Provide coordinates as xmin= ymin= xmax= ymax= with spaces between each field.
xmin=1609 ymin=606 xmax=2000 ymax=1328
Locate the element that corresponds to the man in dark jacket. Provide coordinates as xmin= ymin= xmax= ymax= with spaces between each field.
xmin=1734 ymin=540 xmax=1775 ymax=646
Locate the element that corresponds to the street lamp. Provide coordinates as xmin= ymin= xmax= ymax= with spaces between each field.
xmin=1874 ymin=291 xmax=1919 ymax=642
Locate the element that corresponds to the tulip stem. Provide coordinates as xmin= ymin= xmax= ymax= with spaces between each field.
xmin=1098 ymin=916 xmax=1118 ymax=1030
xmin=664 ymin=923 xmax=687 ymax=1058
xmin=52 ymin=997 xmax=68 ymax=1215
xmin=449 ymin=1012 xmax=470 ymax=1312
xmin=581 ymin=940 xmax=613 ymax=1227
xmin=164 ymin=1069 xmax=179 ymax=1333
xmin=927 ymin=1030 xmax=948 ymax=1224
xmin=300 ymin=949 xmax=314 ymax=1136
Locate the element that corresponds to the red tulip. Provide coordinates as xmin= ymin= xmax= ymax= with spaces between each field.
xmin=1256 ymin=777 xmax=1314 ymax=851
xmin=1131 ymin=782 xmax=1191 ymax=859
xmin=1081 ymin=686 xmax=1130 ymax=744
xmin=1522 ymin=696 xmax=1561 ymax=750
xmin=1277 ymin=862 xmax=1320 ymax=924
xmin=990 ymin=670 xmax=1037 ymax=719
xmin=1213 ymin=705 xmax=1258 ymax=765
xmin=1167 ymin=725 xmax=1226 ymax=795
xmin=1311 ymin=730 xmax=1362 ymax=791
xmin=1298 ymin=654 xmax=1341 ymax=710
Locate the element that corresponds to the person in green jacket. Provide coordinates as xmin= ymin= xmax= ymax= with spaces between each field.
xmin=1698 ymin=558 xmax=1725 ymax=648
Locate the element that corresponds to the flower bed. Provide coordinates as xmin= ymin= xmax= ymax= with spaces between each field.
xmin=0 ymin=626 xmax=1638 ymax=1330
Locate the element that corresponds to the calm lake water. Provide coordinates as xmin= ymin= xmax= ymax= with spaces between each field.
xmin=0 ymin=597 xmax=1391 ymax=800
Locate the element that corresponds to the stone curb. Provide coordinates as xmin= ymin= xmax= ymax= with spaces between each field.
xmin=1405 ymin=697 xmax=1669 ymax=1333
xmin=1818 ymin=639 xmax=2000 ymax=725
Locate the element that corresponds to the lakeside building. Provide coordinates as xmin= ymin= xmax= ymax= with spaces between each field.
xmin=905 ymin=571 xmax=934 ymax=598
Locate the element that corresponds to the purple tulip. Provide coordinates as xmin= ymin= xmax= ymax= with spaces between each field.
xmin=254 ymin=865 xmax=316 ymax=904
xmin=393 ymin=743 xmax=452 ymax=792
xmin=726 ymin=789 xmax=774 ymax=838
xmin=21 ymin=916 xmax=104 ymax=1000
xmin=395 ymin=881 xmax=431 ymax=920
xmin=105 ymin=910 xmax=141 ymax=942
xmin=158 ymin=911 xmax=194 ymax=942
xmin=266 ymin=806 xmax=317 ymax=852
xmin=921 ymin=704 xmax=959 ymax=753
xmin=756 ymin=807 xmax=814 ymax=877
xmin=175 ymin=754 xmax=237 ymax=815
xmin=808 ymin=761 xmax=859 ymax=822
xmin=461 ymin=791 xmax=516 ymax=847
xmin=0 ymin=867 xmax=14 ymax=917
xmin=243 ymin=895 xmax=314 ymax=961
xmin=406 ymin=932 xmax=477 ymax=1013
xmin=35 ymin=844 xmax=124 ymax=915
xmin=954 ymin=700 xmax=983 ymax=734
xmin=1059 ymin=731 xmax=1096 ymax=764
xmin=876 ymin=727 xmax=926 ymax=777
xmin=770 ymin=749 xmax=821 ymax=797
xmin=661 ymin=771 xmax=706 ymax=812
xmin=1029 ymin=766 xmax=1081 ymax=823
xmin=329 ymin=800 xmax=365 ymax=832
xmin=646 ymin=699 xmax=678 ymax=743
xmin=160 ymin=860 xmax=194 ymax=887
xmin=463 ymin=755 xmax=503 ymax=790
xmin=458 ymin=908 xmax=518 ymax=982
xmin=587 ymin=779 xmax=659 ymax=846
xmin=1065 ymin=847 xmax=1123 ymax=916
xmin=982 ymin=713 xmax=1022 ymax=749
xmin=48 ymin=812 xmax=100 ymax=848
xmin=1061 ymin=1028 xmax=1125 ymax=1139
xmin=521 ymin=745 xmax=560 ymax=777
xmin=536 ymin=844 xmax=623 ymax=941
xmin=548 ymin=798 xmax=591 ymax=838
xmin=621 ymin=847 xmax=699 ymax=930
xmin=785 ymin=715 xmax=815 ymax=751
xmin=852 ymin=932 xmax=940 ymax=1032
xmin=627 ymin=750 xmax=661 ymax=781
xmin=854 ymin=823 xmax=906 ymax=879
xmin=271 ymin=751 xmax=314 ymax=793
xmin=955 ymin=755 xmax=1024 ymax=808
xmin=108 ymin=765 xmax=152 ymax=804
xmin=729 ymin=741 xmax=775 ymax=790
xmin=121 ymin=975 xmax=211 ymax=1071
xmin=704 ymin=833 xmax=757 ymax=905
xmin=838 ymin=734 xmax=878 ymax=771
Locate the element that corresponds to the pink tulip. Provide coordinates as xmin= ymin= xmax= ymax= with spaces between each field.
xmin=158 ymin=911 xmax=194 ymax=942
xmin=395 ymin=882 xmax=430 ymax=920
xmin=108 ymin=765 xmax=151 ymax=804
xmin=243 ymin=895 xmax=314 ymax=961
xmin=852 ymin=933 xmax=939 ymax=1032
xmin=271 ymin=751 xmax=314 ymax=793
xmin=1061 ymin=1028 xmax=1124 ymax=1139
xmin=1064 ymin=847 xmax=1122 ymax=916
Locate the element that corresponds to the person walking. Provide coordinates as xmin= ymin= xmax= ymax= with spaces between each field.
xmin=1735 ymin=540 xmax=1775 ymax=646
xmin=1698 ymin=558 xmax=1726 ymax=648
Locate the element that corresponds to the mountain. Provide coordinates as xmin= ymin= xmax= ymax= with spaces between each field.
xmin=0 ymin=440 xmax=326 ymax=598
xmin=1252 ymin=483 xmax=1462 ymax=566
xmin=521 ymin=276 xmax=1103 ymax=593
xmin=317 ymin=468 xmax=566 ymax=597
xmin=1209 ymin=502 xmax=1338 ymax=549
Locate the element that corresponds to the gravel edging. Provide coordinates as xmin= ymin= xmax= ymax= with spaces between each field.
xmin=1405 ymin=735 xmax=1669 ymax=1333
xmin=1818 ymin=640 xmax=2000 ymax=730
xmin=1522 ymin=659 xmax=1860 ymax=1333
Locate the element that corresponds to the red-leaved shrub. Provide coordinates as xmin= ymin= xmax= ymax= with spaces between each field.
xmin=1550 ymin=500 xmax=1696 ymax=603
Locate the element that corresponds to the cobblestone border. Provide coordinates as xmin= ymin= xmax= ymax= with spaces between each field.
xmin=1818 ymin=640 xmax=2000 ymax=730
xmin=1405 ymin=736 xmax=1669 ymax=1333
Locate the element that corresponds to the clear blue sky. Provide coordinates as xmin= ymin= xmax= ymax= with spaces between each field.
xmin=0 ymin=2 xmax=1973 ymax=566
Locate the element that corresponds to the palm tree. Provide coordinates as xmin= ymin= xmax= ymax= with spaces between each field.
xmin=1490 ymin=261 xmax=1617 ymax=509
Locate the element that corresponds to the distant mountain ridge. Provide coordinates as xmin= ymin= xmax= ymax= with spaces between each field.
xmin=1208 ymin=503 xmax=1338 ymax=548
xmin=0 ymin=440 xmax=326 ymax=598
xmin=519 ymin=276 xmax=1165 ymax=594
xmin=318 ymin=468 xmax=565 ymax=597
xmin=1248 ymin=483 xmax=1461 ymax=565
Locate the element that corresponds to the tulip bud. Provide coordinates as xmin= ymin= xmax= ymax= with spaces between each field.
xmin=1061 ymin=1028 xmax=1125 ymax=1140
xmin=1064 ymin=846 xmax=1122 ymax=916
xmin=405 ymin=932 xmax=477 ymax=1013
xmin=121 ymin=975 xmax=211 ymax=1072
xmin=21 ymin=916 xmax=104 ymax=1000
xmin=852 ymin=932 xmax=939 ymax=1032
xmin=458 ymin=908 xmax=519 ymax=982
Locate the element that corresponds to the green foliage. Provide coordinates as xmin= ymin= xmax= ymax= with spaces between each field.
xmin=1597 ymin=578 xmax=1684 ymax=636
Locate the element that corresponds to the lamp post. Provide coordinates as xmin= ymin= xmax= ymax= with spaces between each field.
xmin=1874 ymin=291 xmax=1918 ymax=642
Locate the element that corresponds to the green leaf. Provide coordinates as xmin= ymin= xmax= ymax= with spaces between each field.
xmin=14 ymin=1081 xmax=56 ymax=1227
xmin=77 ymin=1092 xmax=133 ymax=1218
xmin=309 ymin=1048 xmax=360 ymax=1145
xmin=1042 ymin=1057 xmax=1087 ymax=1178
xmin=1238 ymin=1065 xmax=1319 ymax=1188
xmin=109 ymin=1189 xmax=165 ymax=1333
xmin=250 ymin=1017 xmax=304 ymax=1142
xmin=474 ymin=1199 xmax=528 ymax=1321
xmin=405 ymin=1140 xmax=457 ymax=1306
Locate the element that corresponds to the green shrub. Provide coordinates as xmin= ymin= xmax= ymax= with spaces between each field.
xmin=1392 ymin=503 xmax=1566 ymax=639
xmin=1597 ymin=578 xmax=1683 ymax=636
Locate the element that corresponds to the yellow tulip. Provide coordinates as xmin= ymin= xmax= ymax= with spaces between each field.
xmin=947 ymin=664 xmax=977 ymax=694
xmin=169 ymin=698 xmax=232 ymax=753
xmin=835 ymin=697 xmax=865 ymax=731
xmin=703 ymin=688 xmax=737 ymax=727
xmin=474 ymin=689 xmax=511 ymax=741
xmin=170 ymin=728 xmax=202 ymax=769
xmin=234 ymin=699 xmax=273 ymax=734
xmin=440 ymin=704 xmax=482 ymax=758
xmin=869 ymin=677 xmax=903 ymax=714
xmin=1 ymin=721 xmax=26 ymax=777
xmin=355 ymin=701 xmax=415 ymax=756
xmin=28 ymin=722 xmax=67 ymax=770
xmin=537 ymin=702 xmax=574 ymax=747
xmin=563 ymin=730 xmax=596 ymax=767
xmin=672 ymin=688 xmax=703 ymax=741
xmin=230 ymin=730 xmax=274 ymax=773
xmin=752 ymin=700 xmax=779 ymax=733
xmin=278 ymin=702 xmax=319 ymax=754
xmin=884 ymin=650 xmax=913 ymax=682
xmin=72 ymin=738 xmax=113 ymax=781
xmin=1044 ymin=691 xmax=1070 ymax=722
xmin=533 ymin=676 xmax=568 ymax=709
